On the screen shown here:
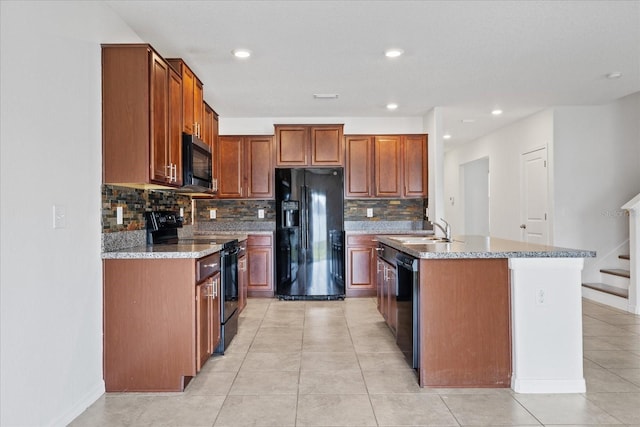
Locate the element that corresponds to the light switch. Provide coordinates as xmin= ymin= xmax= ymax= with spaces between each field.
xmin=179 ymin=207 xmax=184 ymax=217
xmin=366 ymin=208 xmax=373 ymax=218
xmin=210 ymin=209 xmax=217 ymax=219
xmin=53 ymin=205 xmax=66 ymax=229
xmin=258 ymin=209 xmax=265 ymax=219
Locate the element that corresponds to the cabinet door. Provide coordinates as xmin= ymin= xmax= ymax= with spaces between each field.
xmin=212 ymin=113 xmax=219 ymax=191
xmin=374 ymin=136 xmax=402 ymax=197
xmin=311 ymin=125 xmax=343 ymax=166
xmin=193 ymin=79 xmax=204 ymax=138
xmin=181 ymin=65 xmax=195 ymax=135
xmin=210 ymin=273 xmax=221 ymax=354
xmin=238 ymin=255 xmax=248 ymax=312
xmin=247 ymin=235 xmax=274 ymax=297
xmin=150 ymin=51 xmax=170 ymax=184
xmin=346 ymin=246 xmax=376 ymax=297
xmin=275 ymin=126 xmax=308 ymax=166
xmin=403 ymin=135 xmax=428 ymax=197
xmin=345 ymin=136 xmax=373 ymax=198
xmin=376 ymin=258 xmax=384 ymax=313
xmin=196 ymin=280 xmax=210 ymax=372
xmin=168 ymin=67 xmax=183 ymax=186
xmin=346 ymin=235 xmax=377 ymax=297
xmin=386 ymin=265 xmax=397 ymax=335
xmin=246 ymin=136 xmax=274 ymax=199
xmin=217 ymin=136 xmax=243 ymax=198
xmin=202 ymin=103 xmax=214 ymax=148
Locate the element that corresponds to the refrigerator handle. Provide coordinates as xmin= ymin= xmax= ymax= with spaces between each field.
xmin=304 ymin=185 xmax=310 ymax=251
xmin=300 ymin=185 xmax=307 ymax=250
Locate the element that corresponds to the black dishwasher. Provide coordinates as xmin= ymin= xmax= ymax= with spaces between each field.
xmin=395 ymin=252 xmax=420 ymax=370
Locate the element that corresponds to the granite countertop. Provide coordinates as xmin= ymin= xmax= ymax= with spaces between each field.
xmin=102 ymin=231 xmax=274 ymax=259
xmin=376 ymin=235 xmax=596 ymax=259
xmin=102 ymin=242 xmax=223 ymax=259
xmin=346 ymin=230 xmax=434 ymax=236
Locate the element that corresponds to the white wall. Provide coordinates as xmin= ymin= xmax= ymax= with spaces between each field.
xmin=444 ymin=93 xmax=640 ymax=283
xmin=423 ymin=107 xmax=445 ymax=224
xmin=553 ymin=92 xmax=640 ymax=281
xmin=0 ymin=2 xmax=142 ymax=426
xmin=443 ymin=109 xmax=554 ymax=240
xmin=220 ymin=116 xmax=424 ymax=135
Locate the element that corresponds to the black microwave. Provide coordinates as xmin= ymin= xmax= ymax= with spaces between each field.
xmin=182 ymin=133 xmax=213 ymax=192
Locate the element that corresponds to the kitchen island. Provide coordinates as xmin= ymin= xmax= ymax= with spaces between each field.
xmin=376 ymin=235 xmax=596 ymax=394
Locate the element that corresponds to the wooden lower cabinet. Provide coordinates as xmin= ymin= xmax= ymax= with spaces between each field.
xmin=196 ymin=272 xmax=220 ymax=372
xmin=377 ymin=256 xmax=397 ymax=334
xmin=103 ymin=253 xmax=221 ymax=392
xmin=345 ymin=234 xmax=378 ymax=297
xmin=418 ymin=258 xmax=511 ymax=387
xmin=246 ymin=234 xmax=274 ymax=297
xmin=238 ymin=241 xmax=248 ymax=312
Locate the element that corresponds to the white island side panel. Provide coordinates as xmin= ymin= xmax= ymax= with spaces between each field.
xmin=509 ymin=257 xmax=586 ymax=393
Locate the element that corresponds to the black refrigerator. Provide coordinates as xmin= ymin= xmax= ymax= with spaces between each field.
xmin=276 ymin=168 xmax=345 ymax=299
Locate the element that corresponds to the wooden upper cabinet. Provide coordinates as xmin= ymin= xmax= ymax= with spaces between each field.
xmin=168 ymin=67 xmax=183 ymax=186
xmin=311 ymin=125 xmax=344 ymax=165
xmin=150 ymin=52 xmax=170 ymax=183
xmin=403 ymin=134 xmax=428 ymax=197
xmin=167 ymin=58 xmax=204 ymax=137
xmin=345 ymin=136 xmax=373 ymax=198
xmin=217 ymin=136 xmax=244 ymax=198
xmin=102 ymin=44 xmax=181 ymax=187
xmin=245 ymin=136 xmax=274 ymax=199
xmin=275 ymin=124 xmax=344 ymax=166
xmin=374 ymin=135 xmax=402 ymax=197
xmin=345 ymin=133 xmax=428 ymax=198
xmin=275 ymin=125 xmax=308 ymax=166
xmin=202 ymin=103 xmax=219 ymax=190
xmin=218 ymin=135 xmax=274 ymax=199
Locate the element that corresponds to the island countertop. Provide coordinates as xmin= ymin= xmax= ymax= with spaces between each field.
xmin=376 ymin=235 xmax=596 ymax=259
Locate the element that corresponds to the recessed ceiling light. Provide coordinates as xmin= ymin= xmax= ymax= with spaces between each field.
xmin=461 ymin=119 xmax=476 ymax=123
xmin=313 ymin=94 xmax=339 ymax=99
xmin=443 ymin=134 xmax=452 ymax=140
xmin=606 ymin=72 xmax=622 ymax=79
xmin=384 ymin=49 xmax=404 ymax=58
xmin=491 ymin=109 xmax=503 ymax=116
xmin=231 ymin=49 xmax=251 ymax=58
xmin=386 ymin=103 xmax=398 ymax=110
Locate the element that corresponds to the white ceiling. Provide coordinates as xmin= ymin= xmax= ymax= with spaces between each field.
xmin=105 ymin=0 xmax=640 ymax=149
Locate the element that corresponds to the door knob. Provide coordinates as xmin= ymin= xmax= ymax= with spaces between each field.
xmin=520 ymin=224 xmax=527 ymax=229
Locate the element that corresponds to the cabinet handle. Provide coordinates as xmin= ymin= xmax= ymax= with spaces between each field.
xmin=204 ymin=263 xmax=218 ymax=268
xmin=172 ymin=163 xmax=177 ymax=182
xmin=212 ymin=278 xmax=218 ymax=298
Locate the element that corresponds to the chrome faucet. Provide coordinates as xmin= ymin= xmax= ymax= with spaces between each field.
xmin=430 ymin=218 xmax=451 ymax=241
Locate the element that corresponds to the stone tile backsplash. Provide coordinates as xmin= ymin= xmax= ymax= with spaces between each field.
xmin=101 ymin=185 xmax=192 ymax=233
xmin=344 ymin=199 xmax=426 ymax=221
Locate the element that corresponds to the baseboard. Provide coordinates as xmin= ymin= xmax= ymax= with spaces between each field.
xmin=511 ymin=377 xmax=586 ymax=394
xmin=582 ymin=286 xmax=630 ymax=312
xmin=49 ymin=380 xmax=105 ymax=427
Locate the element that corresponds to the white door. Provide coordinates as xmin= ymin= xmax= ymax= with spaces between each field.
xmin=521 ymin=147 xmax=549 ymax=244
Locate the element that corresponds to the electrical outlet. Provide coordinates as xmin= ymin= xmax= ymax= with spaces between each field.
xmin=116 ymin=206 xmax=123 ymax=225
xmin=258 ymin=209 xmax=265 ymax=219
xmin=536 ymin=289 xmax=545 ymax=305
xmin=179 ymin=207 xmax=184 ymax=217
xmin=210 ymin=209 xmax=217 ymax=219
xmin=366 ymin=208 xmax=373 ymax=218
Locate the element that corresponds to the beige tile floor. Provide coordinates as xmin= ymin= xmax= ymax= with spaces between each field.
xmin=71 ymin=298 xmax=640 ymax=426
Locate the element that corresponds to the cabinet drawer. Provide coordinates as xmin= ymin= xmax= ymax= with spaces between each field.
xmin=196 ymin=252 xmax=220 ymax=282
xmin=248 ymin=235 xmax=272 ymax=246
xmin=346 ymin=234 xmax=376 ymax=246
